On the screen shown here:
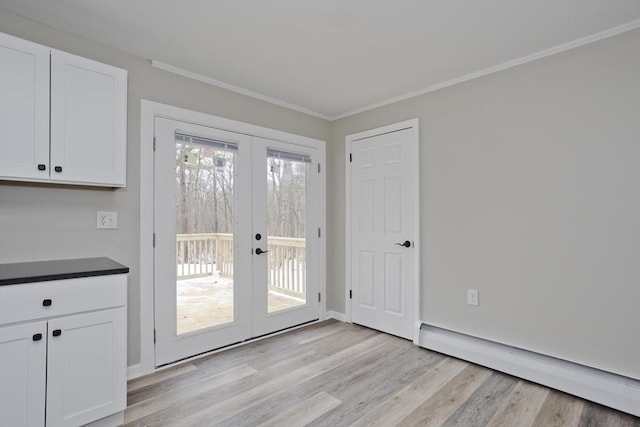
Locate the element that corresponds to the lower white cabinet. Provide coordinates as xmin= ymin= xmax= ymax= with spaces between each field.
xmin=0 ymin=274 xmax=127 ymax=427
xmin=0 ymin=321 xmax=47 ymax=427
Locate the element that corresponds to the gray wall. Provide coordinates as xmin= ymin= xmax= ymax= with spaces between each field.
xmin=329 ymin=29 xmax=640 ymax=379
xmin=0 ymin=11 xmax=330 ymax=366
xmin=2 ymin=9 xmax=638 ymax=380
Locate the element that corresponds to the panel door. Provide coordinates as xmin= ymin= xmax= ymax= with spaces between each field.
xmin=0 ymin=321 xmax=47 ymax=427
xmin=50 ymin=49 xmax=127 ymax=186
xmin=46 ymin=308 xmax=126 ymax=427
xmin=350 ymin=127 xmax=417 ymax=339
xmin=0 ymin=33 xmax=50 ymax=181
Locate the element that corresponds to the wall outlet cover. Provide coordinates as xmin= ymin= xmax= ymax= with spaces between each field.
xmin=97 ymin=211 xmax=118 ymax=229
xmin=467 ymin=289 xmax=479 ymax=306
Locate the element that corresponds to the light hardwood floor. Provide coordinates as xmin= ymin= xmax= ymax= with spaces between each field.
xmin=125 ymin=320 xmax=639 ymax=427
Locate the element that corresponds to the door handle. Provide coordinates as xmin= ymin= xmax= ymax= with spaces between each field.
xmin=395 ymin=240 xmax=411 ymax=248
xmin=255 ymin=248 xmax=269 ymax=255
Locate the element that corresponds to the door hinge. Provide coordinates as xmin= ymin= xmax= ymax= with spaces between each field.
xmin=318 ymin=227 xmax=321 ymax=238
xmin=153 ymin=233 xmax=156 ymax=248
xmin=349 ymin=289 xmax=353 ymax=299
xmin=318 ymin=163 xmax=321 ymax=173
xmin=153 ymin=136 xmax=157 ymax=152
xmin=318 ymin=292 xmax=321 ymax=303
xmin=349 ymin=153 xmax=352 ymax=162
xmin=153 ymin=329 xmax=156 ymax=343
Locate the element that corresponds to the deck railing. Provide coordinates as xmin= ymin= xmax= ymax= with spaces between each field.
xmin=176 ymin=233 xmax=306 ymax=299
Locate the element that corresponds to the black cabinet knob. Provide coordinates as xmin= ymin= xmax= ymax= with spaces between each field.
xmin=37 ymin=164 xmax=46 ymax=171
xmin=54 ymin=166 xmax=63 ymax=173
xmin=52 ymin=329 xmax=62 ymax=337
xmin=33 ymin=333 xmax=43 ymax=341
xmin=42 ymin=299 xmax=52 ymax=307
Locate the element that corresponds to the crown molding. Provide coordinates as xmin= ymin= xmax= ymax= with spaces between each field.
xmin=331 ymin=19 xmax=640 ymax=121
xmin=151 ymin=60 xmax=332 ymax=121
xmin=153 ymin=19 xmax=639 ymax=122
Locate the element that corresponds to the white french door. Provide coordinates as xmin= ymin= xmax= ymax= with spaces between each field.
xmin=154 ymin=118 xmax=319 ymax=366
xmin=251 ymin=138 xmax=320 ymax=336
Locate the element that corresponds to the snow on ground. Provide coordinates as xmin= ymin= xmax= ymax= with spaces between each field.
xmin=176 ymin=270 xmax=304 ymax=335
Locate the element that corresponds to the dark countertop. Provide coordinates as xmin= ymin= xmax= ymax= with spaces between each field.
xmin=0 ymin=257 xmax=129 ymax=286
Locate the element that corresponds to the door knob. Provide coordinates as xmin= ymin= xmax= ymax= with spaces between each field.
xmin=395 ymin=240 xmax=411 ymax=248
xmin=255 ymin=248 xmax=269 ymax=255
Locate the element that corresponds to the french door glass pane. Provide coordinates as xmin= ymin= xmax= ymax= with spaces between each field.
xmin=175 ymin=137 xmax=236 ymax=335
xmin=266 ymin=154 xmax=308 ymax=313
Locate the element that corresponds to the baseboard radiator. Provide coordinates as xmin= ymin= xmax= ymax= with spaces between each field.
xmin=418 ymin=323 xmax=640 ymax=417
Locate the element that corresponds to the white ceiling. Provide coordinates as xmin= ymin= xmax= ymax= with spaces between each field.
xmin=1 ymin=1 xmax=639 ymax=120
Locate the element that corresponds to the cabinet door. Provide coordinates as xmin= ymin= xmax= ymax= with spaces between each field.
xmin=0 ymin=321 xmax=47 ymax=427
xmin=46 ymin=308 xmax=126 ymax=427
xmin=0 ymin=33 xmax=50 ymax=181
xmin=50 ymin=50 xmax=127 ymax=187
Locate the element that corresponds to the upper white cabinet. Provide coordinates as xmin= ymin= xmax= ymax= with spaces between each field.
xmin=0 ymin=33 xmax=50 ymax=181
xmin=0 ymin=33 xmax=127 ymax=187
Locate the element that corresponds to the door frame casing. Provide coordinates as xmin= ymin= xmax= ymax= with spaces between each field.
xmin=345 ymin=118 xmax=420 ymax=343
xmin=139 ymin=100 xmax=326 ymax=377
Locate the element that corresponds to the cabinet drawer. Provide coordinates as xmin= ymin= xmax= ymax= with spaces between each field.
xmin=0 ymin=274 xmax=126 ymax=325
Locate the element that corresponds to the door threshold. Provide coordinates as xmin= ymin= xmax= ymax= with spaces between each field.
xmin=154 ymin=318 xmax=320 ymax=370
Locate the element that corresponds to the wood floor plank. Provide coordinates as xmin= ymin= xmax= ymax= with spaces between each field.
xmin=297 ymin=327 xmax=346 ymax=345
xmin=124 ymin=364 xmax=257 ymax=424
xmin=127 ymin=363 xmax=197 ymax=392
xmin=396 ymin=364 xmax=493 ymax=427
xmin=532 ymin=389 xmax=584 ymax=427
xmin=303 ymin=323 xmax=379 ymax=356
xmin=209 ymin=391 xmax=305 ymax=427
xmin=258 ymin=392 xmax=342 ymax=427
xmin=304 ymin=341 xmax=445 ymax=427
xmin=349 ymin=357 xmax=469 ymax=427
xmin=158 ymin=333 xmax=393 ymax=426
xmin=126 ymin=350 xmax=322 ymax=426
xmin=578 ymin=401 xmax=640 ymax=427
xmin=485 ymin=380 xmax=550 ymax=427
xmin=442 ymin=371 xmax=519 ymax=427
xmin=124 ymin=321 xmax=638 ymax=427
xmin=216 ymin=342 xmax=413 ymax=427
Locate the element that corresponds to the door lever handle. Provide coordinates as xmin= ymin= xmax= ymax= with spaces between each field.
xmin=255 ymin=248 xmax=269 ymax=255
xmin=395 ymin=240 xmax=411 ymax=248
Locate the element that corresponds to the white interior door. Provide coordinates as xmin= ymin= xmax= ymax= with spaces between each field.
xmin=154 ymin=118 xmax=320 ymax=366
xmin=349 ymin=125 xmax=418 ymax=340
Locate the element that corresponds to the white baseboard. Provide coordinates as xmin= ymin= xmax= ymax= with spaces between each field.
xmin=325 ymin=310 xmax=347 ymax=322
xmin=85 ymin=411 xmax=123 ymax=427
xmin=418 ymin=323 xmax=640 ymax=417
xmin=127 ymin=363 xmax=144 ymax=380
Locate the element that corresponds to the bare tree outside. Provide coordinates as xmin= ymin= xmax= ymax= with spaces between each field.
xmin=175 ymin=142 xmax=235 ymax=236
xmin=266 ymin=157 xmax=307 ymax=239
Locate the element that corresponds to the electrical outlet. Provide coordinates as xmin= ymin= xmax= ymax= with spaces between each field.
xmin=467 ymin=289 xmax=479 ymax=306
xmin=97 ymin=211 xmax=118 ymax=229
